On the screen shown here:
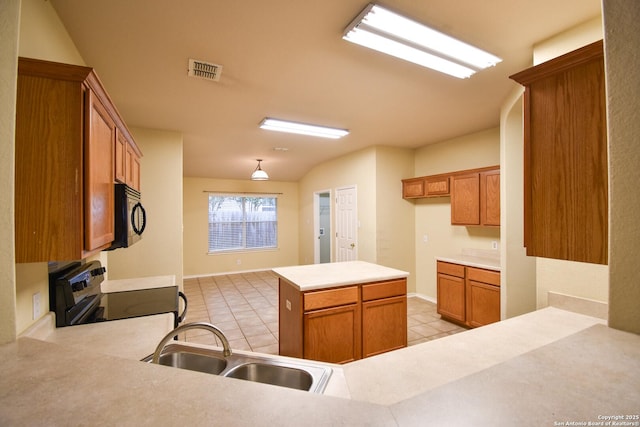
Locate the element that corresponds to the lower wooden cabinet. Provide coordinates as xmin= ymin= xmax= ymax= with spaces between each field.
xmin=304 ymin=303 xmax=361 ymax=364
xmin=437 ymin=261 xmax=500 ymax=328
xmin=279 ymin=278 xmax=407 ymax=364
xmin=362 ymin=295 xmax=407 ymax=358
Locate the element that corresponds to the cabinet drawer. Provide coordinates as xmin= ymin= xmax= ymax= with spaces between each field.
xmin=437 ymin=261 xmax=465 ymax=278
xmin=362 ymin=279 xmax=406 ymax=302
xmin=467 ymin=267 xmax=500 ymax=286
xmin=304 ymin=286 xmax=359 ymax=311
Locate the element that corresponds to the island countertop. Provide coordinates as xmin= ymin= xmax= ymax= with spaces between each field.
xmin=272 ymin=261 xmax=409 ymax=291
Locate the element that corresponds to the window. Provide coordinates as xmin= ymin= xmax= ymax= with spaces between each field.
xmin=208 ymin=194 xmax=277 ymax=253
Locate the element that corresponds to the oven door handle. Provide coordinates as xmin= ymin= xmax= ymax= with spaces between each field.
xmin=178 ymin=291 xmax=188 ymax=323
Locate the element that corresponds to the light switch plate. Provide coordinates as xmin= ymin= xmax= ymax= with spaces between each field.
xmin=32 ymin=292 xmax=41 ymax=320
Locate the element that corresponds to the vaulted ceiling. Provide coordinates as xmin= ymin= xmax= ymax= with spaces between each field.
xmin=50 ymin=0 xmax=601 ymax=181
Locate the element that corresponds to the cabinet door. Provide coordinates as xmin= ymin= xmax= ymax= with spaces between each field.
xmin=451 ymin=173 xmax=480 ymax=225
xmin=437 ymin=273 xmax=466 ymax=323
xmin=402 ymin=178 xmax=425 ymax=198
xmin=84 ymin=88 xmax=115 ymax=252
xmin=510 ymin=41 xmax=607 ymax=265
xmin=480 ymin=169 xmax=500 ymax=226
xmin=15 ymin=72 xmax=84 ymax=262
xmin=466 ymin=280 xmax=500 ymax=327
xmin=425 ymin=176 xmax=450 ymax=196
xmin=362 ymin=295 xmax=407 ymax=358
xmin=114 ymin=130 xmax=126 ymax=183
xmin=126 ymin=142 xmax=141 ymax=190
xmin=304 ymin=303 xmax=361 ymax=364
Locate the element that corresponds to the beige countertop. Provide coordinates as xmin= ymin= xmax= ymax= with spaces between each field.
xmin=20 ymin=312 xmax=175 ymax=360
xmin=272 ymin=261 xmax=409 ymax=291
xmin=436 ymin=248 xmax=501 ymax=271
xmin=101 ymin=274 xmax=176 ymax=293
xmin=3 ymin=307 xmax=638 ymax=425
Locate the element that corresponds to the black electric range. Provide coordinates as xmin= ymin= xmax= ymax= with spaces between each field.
xmin=48 ymin=260 xmax=186 ymax=328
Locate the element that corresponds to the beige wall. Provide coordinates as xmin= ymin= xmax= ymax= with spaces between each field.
xmin=183 ymin=177 xmax=299 ymax=276
xmin=604 ymin=0 xmax=640 ymax=333
xmin=0 ymin=0 xmax=20 ymax=344
xmin=500 ymin=88 xmax=537 ymax=318
xmin=375 ymin=147 xmax=415 ymax=292
xmin=298 ymin=147 xmax=377 ymax=265
xmin=107 ymin=128 xmax=184 ymax=284
xmin=531 ymin=16 xmax=608 ymax=308
xmin=413 ymin=128 xmax=501 ymax=300
xmin=298 ymin=146 xmax=416 ymax=291
xmin=12 ymin=0 xmax=88 ymax=335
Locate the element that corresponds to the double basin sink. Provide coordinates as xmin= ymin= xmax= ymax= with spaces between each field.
xmin=143 ymin=343 xmax=332 ymax=394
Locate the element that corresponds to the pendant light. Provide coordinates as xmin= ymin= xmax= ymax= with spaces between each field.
xmin=251 ymin=159 xmax=269 ymax=181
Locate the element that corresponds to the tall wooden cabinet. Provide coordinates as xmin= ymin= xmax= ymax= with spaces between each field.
xmin=15 ymin=58 xmax=139 ymax=262
xmin=510 ymin=41 xmax=607 ymax=265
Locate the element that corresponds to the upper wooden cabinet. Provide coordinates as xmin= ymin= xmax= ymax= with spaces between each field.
xmin=15 ymin=58 xmax=139 ymax=262
xmin=450 ymin=167 xmax=500 ymax=226
xmin=451 ymin=172 xmax=480 ymax=225
xmin=402 ymin=174 xmax=450 ymax=198
xmin=115 ymin=127 xmax=142 ymax=191
xmin=480 ymin=169 xmax=500 ymax=226
xmin=510 ymin=41 xmax=608 ymax=265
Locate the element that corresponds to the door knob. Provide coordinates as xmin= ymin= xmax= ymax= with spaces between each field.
xmin=350 ymin=243 xmax=355 ymax=248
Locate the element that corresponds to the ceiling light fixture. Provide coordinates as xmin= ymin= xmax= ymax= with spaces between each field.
xmin=259 ymin=118 xmax=349 ymax=139
xmin=250 ymin=159 xmax=269 ymax=181
xmin=343 ymin=3 xmax=502 ymax=78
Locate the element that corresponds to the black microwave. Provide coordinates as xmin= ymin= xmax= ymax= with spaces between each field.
xmin=107 ymin=184 xmax=146 ymax=250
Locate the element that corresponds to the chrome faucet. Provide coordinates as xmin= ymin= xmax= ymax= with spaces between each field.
xmin=151 ymin=322 xmax=232 ymax=364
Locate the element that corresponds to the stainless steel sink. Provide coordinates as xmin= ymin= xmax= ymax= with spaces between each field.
xmin=154 ymin=349 xmax=227 ymax=375
xmin=224 ymin=362 xmax=313 ymax=391
xmin=143 ymin=343 xmax=332 ymax=393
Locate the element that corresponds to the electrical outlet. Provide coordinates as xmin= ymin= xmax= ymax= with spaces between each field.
xmin=491 ymin=241 xmax=499 ymax=250
xmin=423 ymin=234 xmax=429 ymax=243
xmin=286 ymin=299 xmax=292 ymax=311
xmin=236 ymin=259 xmax=241 ymax=265
xmin=32 ymin=292 xmax=41 ymax=320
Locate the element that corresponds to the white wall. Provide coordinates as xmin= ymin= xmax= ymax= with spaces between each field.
xmin=413 ymin=128 xmax=501 ymax=300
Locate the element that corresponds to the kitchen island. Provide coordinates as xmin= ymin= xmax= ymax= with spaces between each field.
xmin=273 ymin=261 xmax=409 ymax=364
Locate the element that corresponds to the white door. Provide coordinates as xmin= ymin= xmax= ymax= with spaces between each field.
xmin=335 ymin=186 xmax=357 ymax=262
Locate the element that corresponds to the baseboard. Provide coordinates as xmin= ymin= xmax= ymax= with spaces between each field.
xmin=408 ymin=292 xmax=437 ymax=304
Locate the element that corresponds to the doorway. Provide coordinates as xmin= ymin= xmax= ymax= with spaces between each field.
xmin=314 ymin=190 xmax=332 ymax=263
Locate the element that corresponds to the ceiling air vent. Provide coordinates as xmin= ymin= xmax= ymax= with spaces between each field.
xmin=188 ymin=59 xmax=223 ymax=82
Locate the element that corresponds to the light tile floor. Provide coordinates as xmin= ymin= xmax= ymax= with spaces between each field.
xmin=182 ymin=271 xmax=466 ymax=355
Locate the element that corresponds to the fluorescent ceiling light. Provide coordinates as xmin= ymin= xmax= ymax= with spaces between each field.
xmin=259 ymin=118 xmax=349 ymax=139
xmin=343 ymin=3 xmax=502 ymax=78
